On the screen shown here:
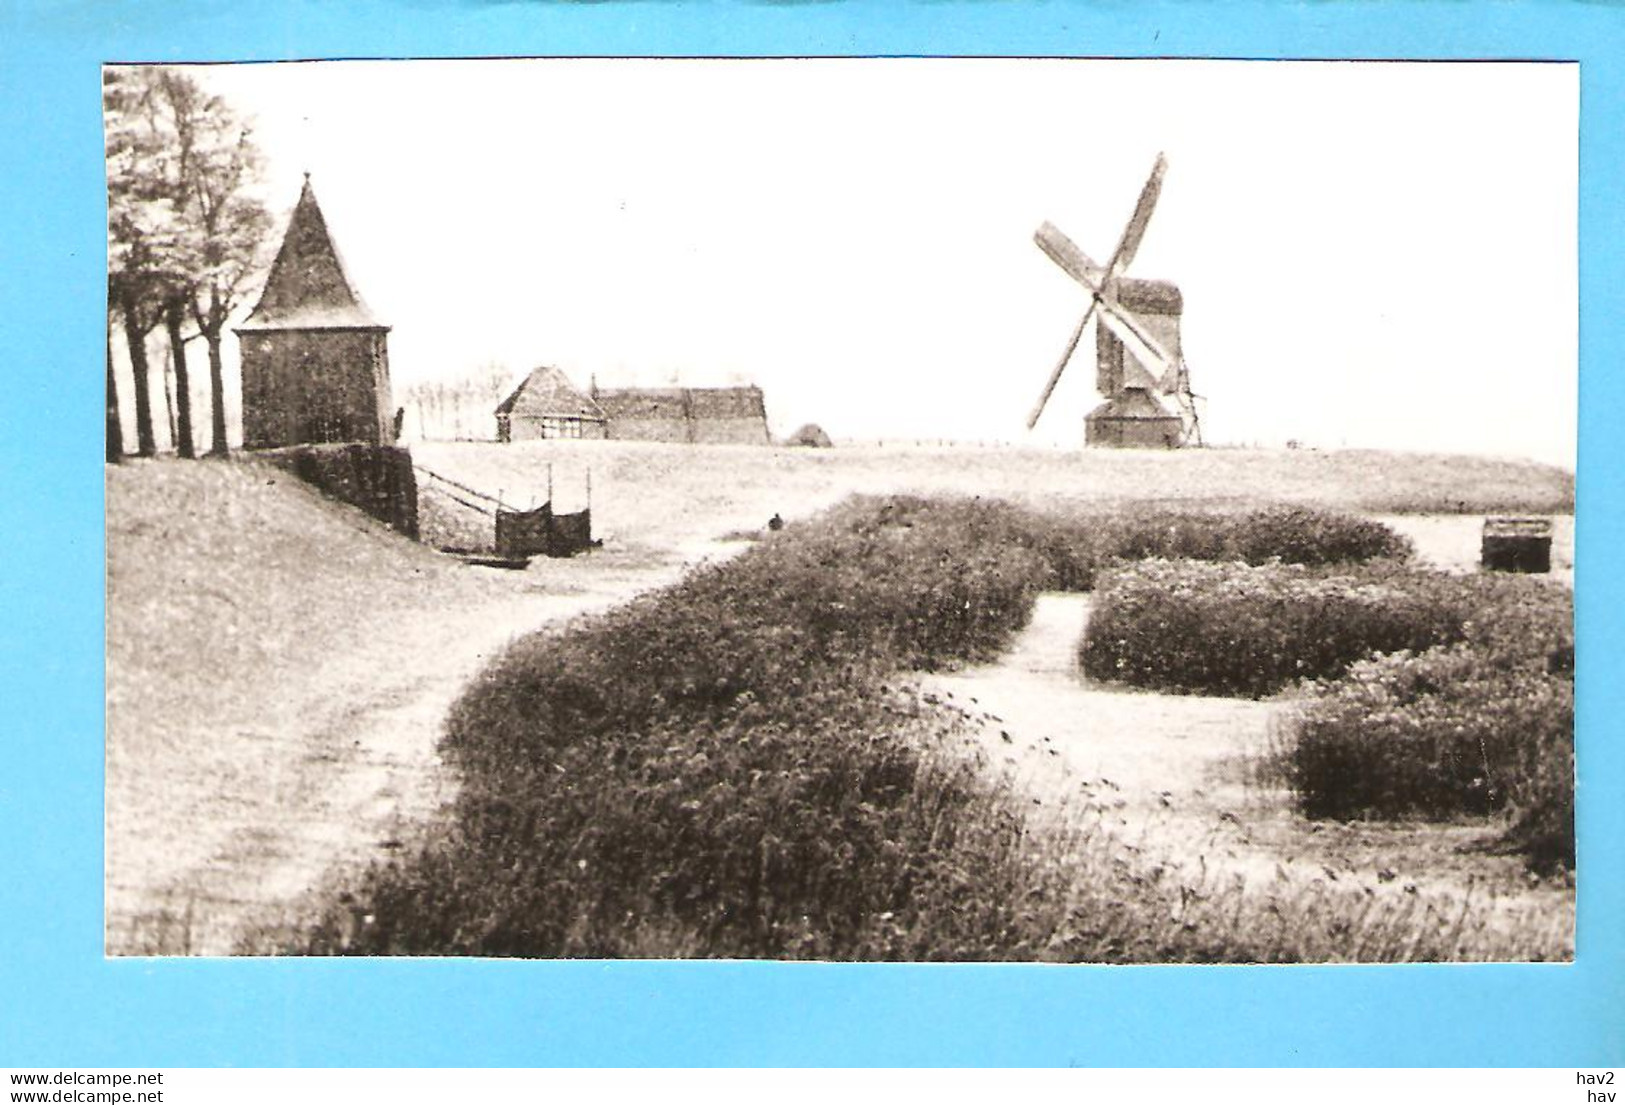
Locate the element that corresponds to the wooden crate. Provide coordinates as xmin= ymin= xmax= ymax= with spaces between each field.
xmin=1481 ymin=517 xmax=1553 ymax=574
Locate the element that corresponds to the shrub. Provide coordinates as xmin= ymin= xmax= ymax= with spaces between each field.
xmin=1001 ymin=503 xmax=1410 ymax=592
xmin=1291 ymin=648 xmax=1569 ymax=812
xmin=1214 ymin=505 xmax=1412 ymax=566
xmin=1089 ymin=503 xmax=1410 ymax=569
xmin=1287 ymin=575 xmax=1574 ymax=869
xmin=1079 ymin=559 xmax=1464 ymax=698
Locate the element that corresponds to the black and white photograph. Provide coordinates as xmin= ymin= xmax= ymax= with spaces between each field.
xmin=104 ymin=58 xmax=1576 ymax=961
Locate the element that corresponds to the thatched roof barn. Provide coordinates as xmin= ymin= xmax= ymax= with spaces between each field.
xmin=589 ymin=387 xmax=690 ymax=443
xmin=235 ymin=177 xmax=393 ymax=448
xmin=496 ymin=366 xmax=608 ymax=441
xmin=593 ymin=384 xmax=770 ymax=445
xmin=491 ymin=365 xmax=772 ymax=445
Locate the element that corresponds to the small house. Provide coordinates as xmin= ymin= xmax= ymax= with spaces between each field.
xmin=496 ymin=366 xmax=608 ymax=441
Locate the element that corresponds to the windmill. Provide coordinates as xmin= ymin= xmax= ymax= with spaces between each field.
xmin=1026 ymin=153 xmax=1203 ymax=448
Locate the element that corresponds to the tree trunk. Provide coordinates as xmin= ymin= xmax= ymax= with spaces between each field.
xmin=119 ymin=286 xmax=157 ymax=458
xmin=206 ymin=328 xmax=229 ymax=457
xmin=106 ymin=320 xmax=123 ymax=463
xmin=165 ymin=296 xmax=195 ymax=459
xmin=161 ymin=358 xmax=177 ymax=449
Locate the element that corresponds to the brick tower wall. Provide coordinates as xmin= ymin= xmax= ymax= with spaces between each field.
xmin=239 ymin=328 xmax=393 ymax=449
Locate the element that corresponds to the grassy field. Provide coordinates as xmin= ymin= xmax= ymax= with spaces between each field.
xmin=412 ymin=440 xmax=1574 ymax=557
xmin=107 ymin=440 xmax=1574 ymax=956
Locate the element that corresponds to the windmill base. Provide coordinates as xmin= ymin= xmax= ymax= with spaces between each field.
xmin=1084 ymin=411 xmax=1185 ymax=449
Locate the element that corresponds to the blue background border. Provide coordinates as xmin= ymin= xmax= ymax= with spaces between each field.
xmin=2 ymin=0 xmax=1619 ymax=1067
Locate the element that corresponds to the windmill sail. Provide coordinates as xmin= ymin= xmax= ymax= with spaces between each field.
xmin=1026 ymin=298 xmax=1098 ymax=429
xmin=1104 ymin=153 xmax=1168 ymax=280
xmin=1034 ymin=222 xmax=1108 ymax=290
xmin=1096 ymin=297 xmax=1178 ymax=383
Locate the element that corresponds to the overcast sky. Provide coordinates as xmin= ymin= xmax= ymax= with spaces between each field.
xmin=184 ymin=58 xmax=1576 ymax=465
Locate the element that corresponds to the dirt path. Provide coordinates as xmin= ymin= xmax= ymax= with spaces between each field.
xmin=921 ymin=594 xmax=1573 ymax=955
xmin=106 ymin=548 xmax=726 ymax=956
xmin=924 ymin=595 xmax=1284 ymax=884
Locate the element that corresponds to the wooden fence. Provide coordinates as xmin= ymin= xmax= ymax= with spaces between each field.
xmin=415 ymin=463 xmax=595 ymax=559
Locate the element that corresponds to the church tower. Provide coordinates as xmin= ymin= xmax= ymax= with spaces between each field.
xmin=235 ymin=177 xmax=393 ymax=448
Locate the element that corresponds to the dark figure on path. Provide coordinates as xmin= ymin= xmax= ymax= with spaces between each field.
xmin=768 ymin=513 xmax=784 ymax=532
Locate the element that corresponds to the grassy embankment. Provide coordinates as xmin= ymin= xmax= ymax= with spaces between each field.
xmin=410 ymin=439 xmax=1574 ymax=557
xmin=303 ymin=494 xmax=1566 ymax=960
xmin=106 ymin=457 xmax=674 ymax=953
xmin=107 ymin=459 xmax=513 ymax=951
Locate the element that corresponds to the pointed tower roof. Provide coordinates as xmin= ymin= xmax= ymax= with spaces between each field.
xmin=239 ymin=177 xmax=386 ymax=331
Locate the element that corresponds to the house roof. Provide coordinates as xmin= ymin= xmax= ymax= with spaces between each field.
xmin=592 ymin=387 xmax=689 ymax=421
xmin=689 ymin=386 xmax=766 ymax=420
xmin=593 ymin=386 xmax=767 ymax=421
xmin=238 ymin=178 xmax=385 ymax=331
xmin=497 ymin=365 xmax=606 ymax=420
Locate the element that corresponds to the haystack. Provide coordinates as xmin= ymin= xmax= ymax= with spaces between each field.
xmin=784 ymin=423 xmax=834 ymax=448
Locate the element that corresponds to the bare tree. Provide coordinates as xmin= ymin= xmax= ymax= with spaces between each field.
xmin=477 ymin=360 xmax=514 ymax=411
xmin=404 ymin=363 xmax=515 ymax=441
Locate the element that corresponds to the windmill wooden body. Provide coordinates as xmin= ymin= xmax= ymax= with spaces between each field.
xmin=1027 ymin=153 xmax=1202 ymax=448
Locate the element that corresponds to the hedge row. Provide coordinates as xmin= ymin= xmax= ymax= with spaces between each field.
xmin=1079 ymin=559 xmax=1463 ymax=698
xmin=1009 ymin=503 xmax=1411 ymax=591
xmin=1080 ymin=558 xmax=1573 ymax=868
xmin=1290 ymin=575 xmax=1574 ymax=869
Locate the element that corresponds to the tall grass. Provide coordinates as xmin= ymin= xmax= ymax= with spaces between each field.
xmin=1287 ymin=575 xmax=1574 ymax=870
xmin=1081 ymin=557 xmax=1573 ymax=870
xmin=1080 ymin=559 xmax=1458 ymax=698
xmin=943 ymin=502 xmax=1410 ymax=592
xmin=307 ymin=495 xmax=1052 ymax=957
xmin=297 ymin=495 xmax=1558 ymax=960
